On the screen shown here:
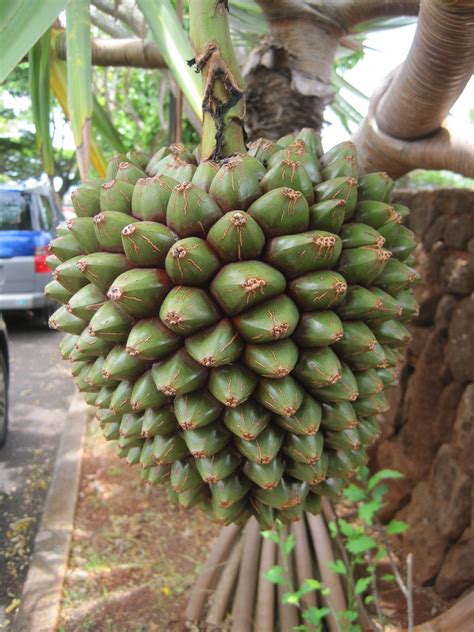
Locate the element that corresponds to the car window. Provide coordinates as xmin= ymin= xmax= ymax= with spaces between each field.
xmin=0 ymin=191 xmax=32 ymax=231
xmin=38 ymin=195 xmax=55 ymax=231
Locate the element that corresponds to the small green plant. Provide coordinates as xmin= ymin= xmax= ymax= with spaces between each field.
xmin=262 ymin=467 xmax=413 ymax=632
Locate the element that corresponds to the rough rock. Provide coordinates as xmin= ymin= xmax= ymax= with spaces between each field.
xmin=447 ymin=296 xmax=474 ymax=383
xmin=431 ymin=444 xmax=471 ymax=540
xmin=443 ymin=213 xmax=474 ymax=249
xmin=397 ymin=482 xmax=448 ymax=585
xmin=440 ymin=252 xmax=474 ymax=295
xmin=434 ymin=295 xmax=458 ymax=332
xmin=453 ymin=384 xmax=474 ymax=448
xmin=435 ymin=529 xmax=474 ymax=599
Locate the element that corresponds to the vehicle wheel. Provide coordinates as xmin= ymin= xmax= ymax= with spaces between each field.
xmin=0 ymin=352 xmax=8 ymax=447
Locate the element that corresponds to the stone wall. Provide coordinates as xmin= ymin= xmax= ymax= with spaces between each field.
xmin=375 ymin=188 xmax=474 ymax=599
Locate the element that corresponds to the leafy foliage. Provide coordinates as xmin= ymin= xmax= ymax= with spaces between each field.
xmin=262 ymin=467 xmax=411 ymax=632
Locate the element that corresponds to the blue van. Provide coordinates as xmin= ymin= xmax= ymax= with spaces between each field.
xmin=0 ymin=185 xmax=63 ymax=320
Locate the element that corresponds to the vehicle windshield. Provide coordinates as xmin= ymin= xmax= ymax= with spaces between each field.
xmin=0 ymin=190 xmax=32 ymax=231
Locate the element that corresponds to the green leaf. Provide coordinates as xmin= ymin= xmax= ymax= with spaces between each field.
xmin=328 ymin=520 xmax=338 ymax=538
xmin=345 ymin=535 xmax=377 ymax=555
xmin=358 ymin=500 xmax=381 ymax=525
xmin=0 ymin=0 xmax=70 ymax=83
xmin=321 ymin=587 xmax=331 ymax=596
xmin=261 ymin=529 xmax=279 ymax=543
xmin=381 ymin=573 xmax=396 ymax=582
xmin=92 ymin=96 xmax=126 ymax=155
xmin=337 ymin=518 xmax=356 ymax=538
xmin=283 ymin=532 xmax=296 ymax=555
xmin=301 ymin=578 xmax=322 ymax=591
xmin=344 ymin=484 xmax=366 ymax=503
xmin=368 ymin=469 xmax=404 ymax=491
xmin=364 ymin=595 xmax=375 ymax=605
xmin=338 ymin=609 xmax=359 ymax=623
xmin=355 ymin=576 xmax=372 ymax=595
xmin=303 ymin=607 xmax=331 ymax=625
xmin=282 ymin=591 xmax=300 ymax=605
xmin=264 ymin=565 xmax=285 ymax=585
xmin=29 ymin=31 xmax=54 ymax=175
xmin=136 ymin=0 xmax=203 ymax=120
xmin=327 ymin=560 xmax=347 ymax=575
xmin=66 ymin=0 xmax=92 ymax=180
xmin=375 ymin=547 xmax=388 ymax=561
xmin=386 ymin=520 xmax=409 ymax=535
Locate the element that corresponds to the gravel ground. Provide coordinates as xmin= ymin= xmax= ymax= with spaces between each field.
xmin=0 ymin=312 xmax=74 ymax=627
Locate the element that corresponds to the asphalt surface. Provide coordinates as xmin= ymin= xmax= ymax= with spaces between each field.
xmin=0 ymin=312 xmax=74 ymax=622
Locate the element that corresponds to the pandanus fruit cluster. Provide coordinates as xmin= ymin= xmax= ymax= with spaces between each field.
xmin=46 ymin=130 xmax=419 ymax=527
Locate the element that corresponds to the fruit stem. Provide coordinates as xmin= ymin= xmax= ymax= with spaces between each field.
xmin=189 ymin=0 xmax=247 ymax=161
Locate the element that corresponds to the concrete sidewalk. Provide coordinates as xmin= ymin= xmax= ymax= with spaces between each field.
xmin=12 ymin=393 xmax=92 ymax=632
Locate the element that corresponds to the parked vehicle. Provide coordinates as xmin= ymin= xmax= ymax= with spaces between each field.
xmin=0 ymin=184 xmax=63 ymax=321
xmin=0 ymin=312 xmax=9 ymax=447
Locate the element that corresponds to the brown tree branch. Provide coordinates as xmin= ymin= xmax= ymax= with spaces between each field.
xmin=91 ymin=0 xmax=148 ymax=38
xmin=353 ymin=75 xmax=474 ymax=178
xmin=326 ymin=0 xmax=420 ymax=30
xmin=91 ymin=9 xmax=130 ymax=38
xmin=55 ymin=34 xmax=166 ymax=69
xmin=376 ymin=0 xmax=474 ymax=139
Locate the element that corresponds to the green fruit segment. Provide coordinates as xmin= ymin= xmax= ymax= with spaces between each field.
xmin=88 ymin=301 xmax=135 ymax=342
xmin=288 ymin=271 xmax=348 ymax=310
xmin=102 ymin=345 xmax=149 ymax=381
xmin=333 ymin=320 xmax=378 ymax=358
xmin=243 ymin=339 xmax=298 ymax=377
xmin=247 ymin=187 xmax=309 ymax=237
xmin=100 ymin=179 xmax=134 ymax=214
xmin=108 ymin=269 xmax=172 ymax=319
xmin=95 ymin=386 xmax=116 ymax=410
xmin=49 ymin=233 xmax=84 ymax=262
xmin=49 ymin=306 xmax=87 ymax=335
xmin=183 ymin=422 xmax=230 ymax=458
xmin=45 ymin=280 xmax=73 ymax=305
xmin=335 ymin=285 xmax=384 ymax=321
xmin=293 ymin=310 xmax=343 ymax=347
xmin=223 ymin=399 xmax=270 ymax=439
xmin=210 ymin=261 xmax=286 ymax=316
xmin=152 ymin=349 xmax=208 ymax=397
xmin=294 ymin=347 xmax=342 ymax=390
xmin=337 ymin=247 xmax=391 ymax=285
xmin=390 ymin=225 xmax=417 ymax=261
xmin=159 ymin=287 xmax=220 ymax=335
xmin=256 ymin=376 xmax=304 ymax=416
xmin=167 ymin=182 xmax=222 ymax=237
xmin=233 ymin=294 xmax=299 ymax=343
xmin=191 ymin=160 xmax=219 ymax=191
xmin=358 ymin=416 xmax=381 ymax=446
xmin=93 ymin=211 xmax=131 ymax=252
xmin=282 ymin=432 xmax=324 ymax=464
xmin=110 ymin=380 xmax=134 ymax=415
xmin=185 ymin=319 xmax=243 ymax=367
xmin=131 ymin=369 xmax=169 ymax=411
xmin=373 ymin=259 xmax=420 ymax=294
xmin=165 ymin=237 xmax=220 ymax=286
xmin=77 ymin=253 xmax=131 ymax=294
xmin=353 ymin=392 xmax=390 ymax=417
xmin=211 ymin=473 xmax=251 ymax=507
xmin=354 ymin=201 xmax=402 ymax=244
xmin=314 ymin=176 xmax=358 ymax=217
xmin=207 ymin=211 xmax=265 ymax=263
xmin=126 ymin=317 xmax=181 ymax=360
xmin=174 ymin=391 xmax=222 ymax=430
xmin=355 ymin=369 xmax=384 ymax=398
xmin=261 ymin=159 xmax=314 ymax=204
xmin=66 ymin=284 xmax=107 ymax=322
xmin=254 ymin=478 xmax=308 ymax=510
xmin=394 ymin=290 xmax=419 ymax=322
xmin=119 ymin=413 xmax=143 ymax=439
xmin=53 ymin=256 xmax=89 ymax=293
xmin=244 ymin=458 xmax=285 ymax=489
xmin=209 ymin=156 xmax=261 ymax=211
xmin=321 ymin=402 xmax=359 ymax=431
xmin=371 ymin=319 xmax=412 ymax=347
xmin=208 ymin=364 xmax=257 ymax=408
xmin=287 ymin=454 xmax=328 ymax=485
xmin=71 ymin=183 xmax=101 ymax=217
xmin=310 ymin=361 xmax=358 ymax=403
xmin=195 ymin=449 xmax=241 ymax=484
xmin=170 ymin=460 xmax=202 ymax=493
xmin=132 ymin=175 xmax=177 ymax=222
xmin=146 ymin=464 xmax=171 ymax=486
xmin=115 ymin=160 xmax=145 ymax=185
xmin=340 ymin=222 xmax=385 ymax=249
xmin=357 ymin=172 xmax=394 ymax=202
xmin=46 ymin=254 xmax=61 ymax=271
xmin=325 ymin=427 xmax=361 ymax=451
xmin=141 ymin=407 xmax=177 ymax=437
xmin=122 ymin=221 xmax=176 ymax=267
xmin=153 ymin=433 xmax=188 ymax=464
xmin=234 ymin=426 xmax=284 ymax=464
xmin=308 ymin=199 xmax=346 ymax=234
xmin=265 ymin=231 xmax=342 ymax=279
xmin=273 ymin=395 xmax=322 ymax=435
xmin=75 ymin=327 xmax=114 ymax=358
xmin=67 ymin=217 xmax=100 ymax=254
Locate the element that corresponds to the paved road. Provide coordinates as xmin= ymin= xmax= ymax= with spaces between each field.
xmin=0 ymin=313 xmax=74 ymax=622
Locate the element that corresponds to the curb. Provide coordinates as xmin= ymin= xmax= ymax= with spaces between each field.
xmin=13 ymin=392 xmax=92 ymax=632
